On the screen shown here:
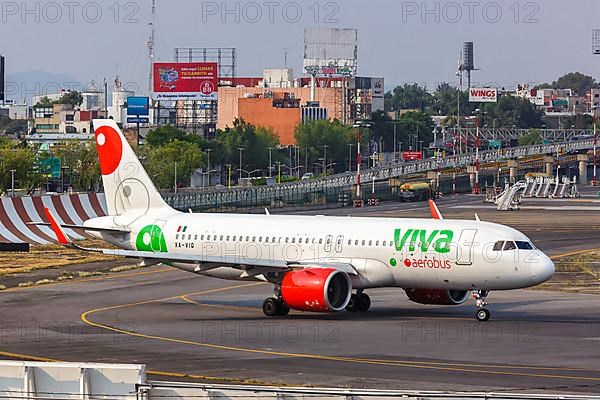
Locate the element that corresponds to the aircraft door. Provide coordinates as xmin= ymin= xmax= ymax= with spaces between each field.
xmin=455 ymin=229 xmax=477 ymax=265
xmin=335 ymin=235 xmax=344 ymax=254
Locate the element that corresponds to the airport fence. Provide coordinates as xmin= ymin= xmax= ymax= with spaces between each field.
xmin=164 ymin=139 xmax=595 ymax=212
xmin=1 ymin=360 xmax=596 ymax=400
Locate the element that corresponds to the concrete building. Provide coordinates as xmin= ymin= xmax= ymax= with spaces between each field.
xmin=217 ymin=72 xmax=384 ymax=144
xmin=0 ymin=102 xmax=29 ymax=120
xmin=32 ymin=103 xmax=98 ymax=135
xmin=589 ymin=88 xmax=600 ymax=110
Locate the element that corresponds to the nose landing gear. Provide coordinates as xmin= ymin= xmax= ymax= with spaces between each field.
xmin=473 ymin=290 xmax=490 ymax=321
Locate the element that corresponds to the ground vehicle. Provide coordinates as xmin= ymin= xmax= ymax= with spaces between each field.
xmin=399 ymin=182 xmax=432 ymax=202
xmin=301 ymin=173 xmax=314 ymax=180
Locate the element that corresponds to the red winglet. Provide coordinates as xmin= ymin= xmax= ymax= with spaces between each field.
xmin=43 ymin=207 xmax=70 ymax=245
xmin=428 ymin=199 xmax=444 ymax=220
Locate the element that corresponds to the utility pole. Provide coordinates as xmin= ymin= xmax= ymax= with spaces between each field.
xmin=594 ymin=107 xmax=598 ymax=186
xmin=322 ymin=145 xmax=329 ymax=175
xmin=357 ymin=126 xmax=361 ymax=199
xmin=103 ymin=78 xmax=108 ymax=117
xmin=147 ymin=0 xmax=156 ymax=94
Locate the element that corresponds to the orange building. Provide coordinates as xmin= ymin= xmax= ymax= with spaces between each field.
xmin=237 ymin=95 xmax=302 ymax=145
xmin=218 ymin=86 xmax=344 ymax=145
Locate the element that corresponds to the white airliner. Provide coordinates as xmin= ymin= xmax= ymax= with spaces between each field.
xmin=41 ymin=119 xmax=554 ymax=321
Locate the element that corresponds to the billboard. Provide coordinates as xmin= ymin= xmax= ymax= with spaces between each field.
xmin=153 ymin=62 xmax=218 ymax=101
xmin=304 ymin=28 xmax=358 ymax=77
xmin=469 ymin=88 xmax=498 ymax=103
xmin=127 ymin=96 xmax=150 ymax=116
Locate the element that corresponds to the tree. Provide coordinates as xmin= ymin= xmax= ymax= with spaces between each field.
xmin=485 ymin=95 xmax=544 ymax=129
xmin=0 ymin=141 xmax=43 ymax=194
xmin=34 ymin=96 xmax=53 ymax=108
xmin=563 ymin=114 xmax=594 ymax=130
xmin=431 ymin=83 xmax=475 ymax=118
xmin=385 ymin=83 xmax=433 ymax=112
xmin=0 ymin=117 xmax=28 ymax=136
xmin=537 ymin=72 xmax=599 ymax=96
xmin=145 ymin=125 xmax=205 ymax=147
xmin=518 ymin=129 xmax=543 ymax=146
xmin=52 ymin=140 xmax=100 ymax=191
xmin=213 ymin=119 xmax=279 ymax=174
xmin=295 ymin=119 xmax=359 ymax=174
xmin=56 ymin=91 xmax=83 ymax=107
xmin=395 ymin=111 xmax=435 ymax=151
xmin=142 ymin=140 xmax=205 ymax=190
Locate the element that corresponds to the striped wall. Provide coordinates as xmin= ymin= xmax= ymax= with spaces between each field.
xmin=0 ymin=193 xmax=107 ymax=245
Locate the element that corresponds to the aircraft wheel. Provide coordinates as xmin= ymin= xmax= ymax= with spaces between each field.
xmin=357 ymin=293 xmax=371 ymax=312
xmin=346 ymin=294 xmax=360 ymax=312
xmin=278 ymin=302 xmax=290 ymax=316
xmin=263 ymin=298 xmax=280 ymax=317
xmin=476 ymin=308 xmax=490 ymax=322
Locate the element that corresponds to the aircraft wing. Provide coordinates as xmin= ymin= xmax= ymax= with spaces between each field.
xmin=43 ymin=207 xmax=357 ymax=275
xmin=80 ymin=246 xmax=357 ymax=275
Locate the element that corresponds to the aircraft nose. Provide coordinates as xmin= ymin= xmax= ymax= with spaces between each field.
xmin=531 ymin=254 xmax=555 ymax=284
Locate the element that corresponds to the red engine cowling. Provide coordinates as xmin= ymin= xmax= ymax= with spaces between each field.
xmin=405 ymin=289 xmax=470 ymax=305
xmin=281 ymin=268 xmax=352 ymax=312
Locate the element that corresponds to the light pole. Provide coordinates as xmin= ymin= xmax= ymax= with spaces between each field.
xmin=322 ymin=145 xmax=329 ymax=175
xmin=353 ymin=122 xmax=371 ymax=204
xmin=10 ymin=169 xmax=15 ymax=197
xmin=61 ymin=166 xmax=69 ymax=194
xmin=472 ymin=108 xmax=483 ymax=195
xmin=226 ymin=164 xmax=232 ymax=188
xmin=347 ymin=143 xmax=353 ymax=171
xmin=268 ymin=147 xmax=274 ymax=178
xmin=238 ymin=147 xmax=244 ymax=181
xmin=387 ymin=121 xmax=400 ymax=161
xmin=173 ymin=163 xmax=178 ymax=193
xmin=205 ymin=148 xmax=212 ymax=186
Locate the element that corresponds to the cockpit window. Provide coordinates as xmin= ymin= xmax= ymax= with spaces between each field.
xmin=516 ymin=241 xmax=534 ymax=250
xmin=493 ymin=241 xmax=504 ymax=251
xmin=503 ymin=241 xmax=517 ymax=251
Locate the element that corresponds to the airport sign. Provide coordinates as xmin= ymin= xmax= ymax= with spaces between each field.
xmin=469 ymin=87 xmax=498 ymax=103
xmin=127 ymin=117 xmax=150 ymax=124
xmin=127 ymin=96 xmax=150 ymax=116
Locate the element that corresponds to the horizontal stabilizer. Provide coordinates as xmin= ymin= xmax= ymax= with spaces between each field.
xmin=28 ymin=222 xmax=130 ymax=234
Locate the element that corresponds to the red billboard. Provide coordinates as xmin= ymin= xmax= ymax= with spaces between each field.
xmin=153 ymin=62 xmax=218 ymax=101
xmin=401 ymin=151 xmax=423 ymax=161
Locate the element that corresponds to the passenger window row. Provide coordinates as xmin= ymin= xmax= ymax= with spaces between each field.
xmin=173 ymin=233 xmax=395 ymax=248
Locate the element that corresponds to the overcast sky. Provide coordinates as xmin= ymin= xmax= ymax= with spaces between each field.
xmin=1 ymin=0 xmax=599 ymax=97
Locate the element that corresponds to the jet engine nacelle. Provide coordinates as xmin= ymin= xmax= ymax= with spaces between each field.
xmin=405 ymin=289 xmax=471 ymax=305
xmin=281 ymin=268 xmax=352 ymax=312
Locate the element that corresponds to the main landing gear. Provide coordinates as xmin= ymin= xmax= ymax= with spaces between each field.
xmin=473 ymin=290 xmax=490 ymax=322
xmin=262 ymin=297 xmax=290 ymax=317
xmin=346 ymin=291 xmax=371 ymax=312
